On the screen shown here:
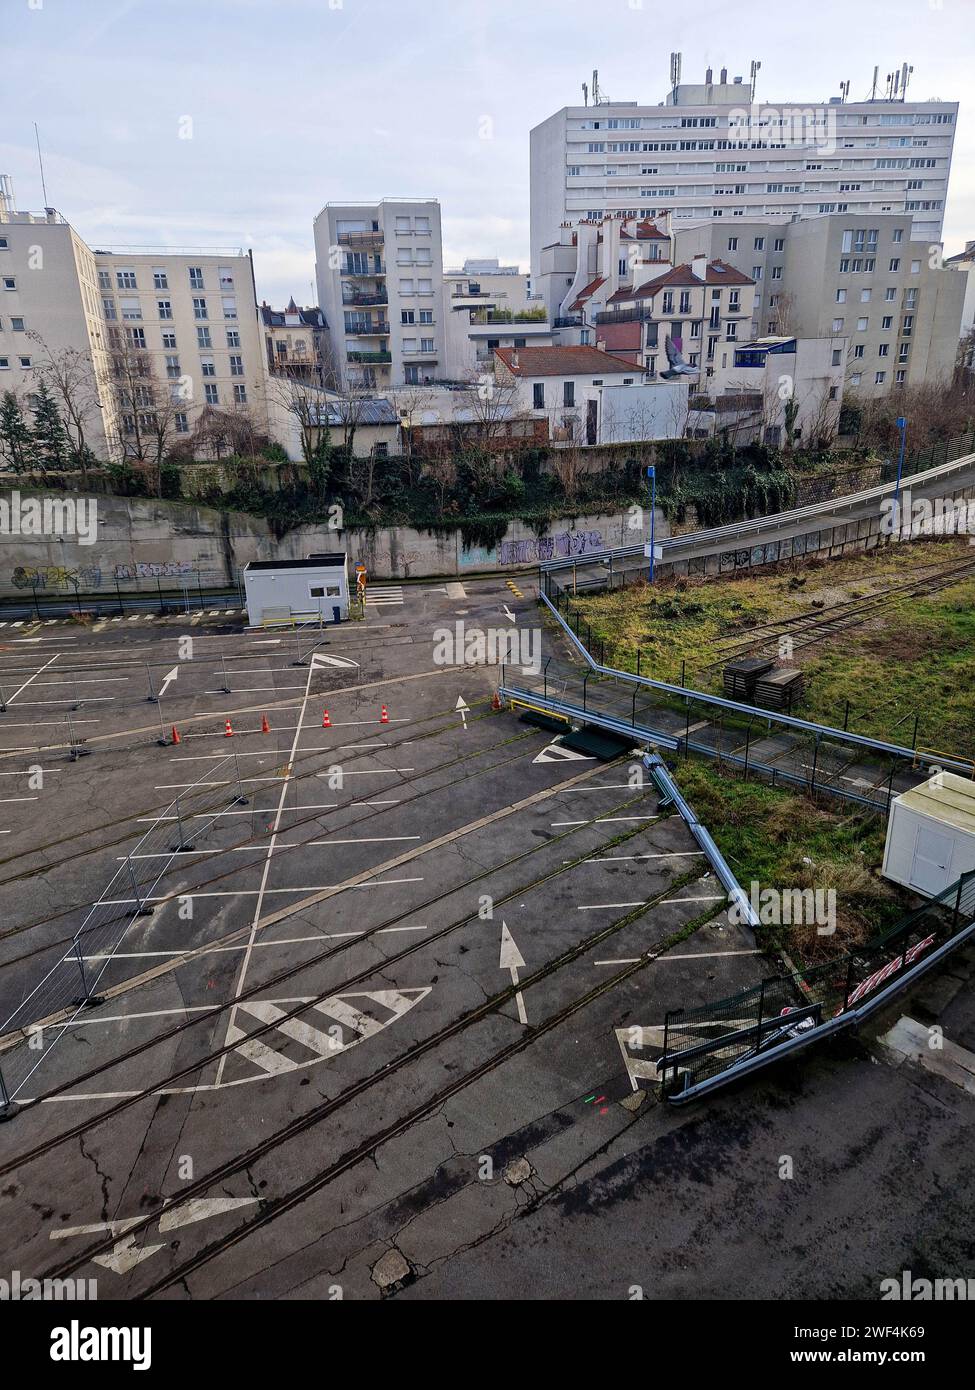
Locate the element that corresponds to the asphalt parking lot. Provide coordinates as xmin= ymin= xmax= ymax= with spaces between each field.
xmin=1 ymin=574 xmax=973 ymax=1300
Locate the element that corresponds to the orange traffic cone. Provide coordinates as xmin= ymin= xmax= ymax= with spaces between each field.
xmin=322 ymin=709 xmax=331 ymax=728
xmin=171 ymin=725 xmax=181 ymax=744
xmin=224 ymin=718 xmax=234 ymax=737
xmin=380 ymin=704 xmax=389 ymax=724
xmin=261 ymin=713 xmax=270 ymax=734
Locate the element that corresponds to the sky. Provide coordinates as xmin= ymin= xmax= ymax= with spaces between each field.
xmin=1 ymin=0 xmax=971 ymax=306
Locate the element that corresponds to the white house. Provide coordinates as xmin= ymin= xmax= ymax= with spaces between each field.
xmin=493 ymin=344 xmax=648 ymax=445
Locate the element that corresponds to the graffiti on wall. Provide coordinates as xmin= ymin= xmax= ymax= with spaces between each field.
xmin=498 ymin=530 xmax=604 ymax=566
xmin=12 ymin=564 xmax=103 ymax=590
xmin=113 ymin=561 xmax=197 ymax=580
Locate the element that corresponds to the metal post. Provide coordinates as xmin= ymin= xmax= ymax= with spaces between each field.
xmin=73 ymin=941 xmax=90 ymax=1001
xmin=221 ymin=654 xmax=231 ymax=694
xmin=809 ymin=736 xmax=819 ymax=794
xmin=743 ymin=725 xmax=750 ymax=778
xmin=573 ymin=561 xmax=578 ymax=596
xmin=685 ymin=700 xmax=691 ymax=759
xmin=894 ymin=416 xmax=907 ymax=502
xmin=755 ymin=979 xmax=766 ymax=1053
xmin=233 ymin=750 xmax=248 ymax=805
xmin=173 ymin=797 xmax=192 ymax=853
xmin=843 ymin=699 xmax=851 ymax=732
xmin=32 ymin=580 xmax=41 ymax=621
xmin=126 ymin=855 xmax=153 ymax=916
xmin=632 ymin=684 xmax=638 ymax=726
xmin=0 ymin=1063 xmax=11 ymax=1115
xmin=843 ymin=951 xmax=857 ymax=1013
xmin=680 ymin=659 xmax=686 ymax=690
xmin=543 ymin=657 xmax=550 ymax=701
xmin=0 ymin=684 xmax=6 ymax=714
xmin=885 ymin=763 xmax=895 ymax=811
xmin=157 ymin=577 xmax=164 ymax=614
xmin=197 ymin=573 xmax=205 ymax=611
xmin=636 ymin=650 xmax=641 ymax=678
xmin=115 ymin=575 xmax=124 ymax=615
xmin=647 ymin=464 xmax=656 ymax=584
xmin=911 ymin=713 xmax=919 ymax=750
xmin=146 ymin=662 xmax=157 ymax=703
xmin=951 ymin=876 xmax=963 ymax=930
xmin=582 ymin=671 xmax=589 ymax=712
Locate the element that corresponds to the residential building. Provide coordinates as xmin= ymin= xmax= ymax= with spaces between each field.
xmin=260 ymin=299 xmax=327 ymax=386
xmin=698 ymin=335 xmax=848 ymax=446
xmin=945 ymin=241 xmax=975 ymax=340
xmin=493 ymin=344 xmax=647 ymax=445
xmin=313 ymin=199 xmax=446 ymax=390
xmin=598 ymin=254 xmax=758 ymax=379
xmin=443 ymin=262 xmax=552 ymax=380
xmin=93 ymin=246 xmax=267 ymax=454
xmin=530 ymin=67 xmax=957 ymax=277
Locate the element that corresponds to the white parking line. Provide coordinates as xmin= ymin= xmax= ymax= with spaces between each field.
xmin=4 ymin=653 xmax=59 ymax=706
xmin=594 ymin=949 xmax=760 ymax=966
xmin=552 ymin=815 xmax=659 ymax=826
xmin=578 ymin=895 xmax=724 ymax=910
xmin=81 ymin=924 xmax=428 ymax=963
xmin=101 ymin=878 xmax=424 ymax=905
xmin=315 ymin=768 xmax=414 ymax=776
xmin=579 ymin=851 xmax=705 ymax=863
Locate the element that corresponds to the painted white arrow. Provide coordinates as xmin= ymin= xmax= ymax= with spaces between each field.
xmin=456 ymin=695 xmax=469 ymax=729
xmin=500 ymin=921 xmax=528 ymax=1025
xmin=503 ymin=604 xmax=516 ymax=623
xmin=312 ymin=652 xmax=360 ymax=669
xmin=158 ymin=666 xmax=179 ymax=700
xmin=50 ymin=1196 xmax=259 ymax=1274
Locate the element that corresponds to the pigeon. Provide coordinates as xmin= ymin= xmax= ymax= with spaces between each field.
xmin=660 ymin=335 xmax=699 ymax=379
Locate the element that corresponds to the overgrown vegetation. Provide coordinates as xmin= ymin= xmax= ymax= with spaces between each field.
xmin=675 ymin=760 xmax=910 ymax=963
xmin=570 ymin=536 xmax=975 ymax=754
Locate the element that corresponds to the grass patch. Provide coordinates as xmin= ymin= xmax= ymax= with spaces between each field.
xmin=674 ymin=760 xmax=911 ymax=965
xmin=570 ymin=536 xmax=975 ymax=755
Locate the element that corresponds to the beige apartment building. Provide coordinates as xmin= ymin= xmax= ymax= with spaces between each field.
xmin=673 ymin=213 xmax=964 ymax=396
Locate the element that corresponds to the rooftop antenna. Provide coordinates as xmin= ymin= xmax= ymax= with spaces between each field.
xmin=669 ymin=51 xmax=682 ymax=99
xmin=33 ymin=122 xmax=49 ymax=207
xmin=871 ymin=66 xmax=878 ymax=101
xmin=582 ymin=81 xmax=589 ymax=107
xmin=901 ymin=62 xmax=914 ymax=101
xmin=592 ymin=69 xmax=600 ymax=105
xmin=839 ymin=79 xmax=850 ymax=104
xmin=749 ymin=59 xmax=761 ymax=103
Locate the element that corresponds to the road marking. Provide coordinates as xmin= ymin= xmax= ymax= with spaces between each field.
xmin=533 ymin=740 xmax=593 ymax=765
xmin=580 ymin=850 xmax=704 ymax=862
xmin=80 ymin=925 xmax=429 ymax=963
xmin=4 ymin=653 xmax=59 ymax=706
xmin=50 ymin=1198 xmax=260 ymax=1274
xmin=552 ymin=815 xmax=658 ymax=826
xmin=578 ymin=895 xmax=724 ymax=910
xmin=595 ymin=948 xmax=761 ymax=966
xmin=101 ymin=878 xmax=425 ymax=906
xmin=499 ymin=922 xmax=528 ymax=1025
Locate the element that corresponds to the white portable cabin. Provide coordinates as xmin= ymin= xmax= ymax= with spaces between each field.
xmin=882 ymin=772 xmax=975 ymax=899
xmin=243 ymin=554 xmax=349 ymax=627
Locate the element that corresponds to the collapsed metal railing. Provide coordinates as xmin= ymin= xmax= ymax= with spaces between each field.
xmin=0 ymin=753 xmax=250 ymax=1112
xmin=657 ymin=869 xmax=975 ymax=1103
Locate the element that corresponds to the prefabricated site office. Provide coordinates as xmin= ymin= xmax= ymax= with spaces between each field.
xmin=243 ymin=554 xmax=350 ymax=626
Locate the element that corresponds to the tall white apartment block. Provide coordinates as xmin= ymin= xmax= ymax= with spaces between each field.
xmin=530 ymin=68 xmax=957 ymax=277
xmin=314 ymin=199 xmax=446 ymax=390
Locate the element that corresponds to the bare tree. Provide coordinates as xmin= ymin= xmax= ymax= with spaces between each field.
xmin=266 ymin=373 xmax=330 ymax=467
xmin=26 ymin=333 xmax=102 ymax=480
xmin=457 ymin=367 xmax=529 ymax=451
xmin=550 ymin=445 xmax=584 ymax=499
xmin=105 ymin=329 xmax=181 ymax=494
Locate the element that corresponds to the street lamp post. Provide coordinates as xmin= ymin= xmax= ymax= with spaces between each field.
xmin=894 ymin=415 xmax=908 ymax=503
xmin=646 ymin=464 xmax=657 ymax=584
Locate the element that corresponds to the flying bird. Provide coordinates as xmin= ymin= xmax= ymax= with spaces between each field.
xmin=661 ymin=335 xmax=699 ymax=379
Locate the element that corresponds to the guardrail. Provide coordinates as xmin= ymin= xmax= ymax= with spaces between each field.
xmin=0 ymin=754 xmax=250 ymax=1114
xmin=538 ymin=443 xmax=975 ymax=577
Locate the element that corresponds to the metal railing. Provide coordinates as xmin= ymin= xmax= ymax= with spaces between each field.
xmin=0 ymin=754 xmax=251 ymax=1111
xmin=0 ymin=567 xmax=244 ymax=620
xmin=657 ymin=869 xmax=975 ymax=1103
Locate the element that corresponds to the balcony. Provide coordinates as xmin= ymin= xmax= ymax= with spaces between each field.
xmin=341 ymin=264 xmax=386 ymax=277
xmin=553 ymin=315 xmax=583 ymax=328
xmin=343 ymin=291 xmax=388 ymax=307
xmin=469 ymin=309 xmax=549 ymax=325
xmin=337 ymin=230 xmax=384 ymax=248
xmin=347 ymin=350 xmax=392 ymax=364
xmin=593 ymin=306 xmax=648 ymax=325
xmin=344 ymin=322 xmax=390 ymax=336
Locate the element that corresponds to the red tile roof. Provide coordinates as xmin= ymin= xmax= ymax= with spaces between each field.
xmin=608 ymin=258 xmax=754 ymax=303
xmin=620 ymin=219 xmax=669 ymax=241
xmin=494 ymin=346 xmax=642 ymax=377
xmin=569 ymin=275 xmax=606 ymax=310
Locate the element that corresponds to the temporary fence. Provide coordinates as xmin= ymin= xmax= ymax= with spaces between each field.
xmin=0 ymin=753 xmax=251 ymax=1112
xmin=0 ymin=566 xmax=244 ymax=620
xmin=657 ymin=868 xmax=975 ymax=1103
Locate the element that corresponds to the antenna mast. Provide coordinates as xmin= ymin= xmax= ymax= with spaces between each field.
xmin=34 ymin=123 xmax=49 ymax=207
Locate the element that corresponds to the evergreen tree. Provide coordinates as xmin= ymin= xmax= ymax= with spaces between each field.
xmin=31 ymin=379 xmax=69 ymax=471
xmin=0 ymin=390 xmax=33 ymax=473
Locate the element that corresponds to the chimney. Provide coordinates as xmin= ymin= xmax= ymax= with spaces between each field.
xmin=720 ymin=66 xmax=728 ymax=83
xmin=511 ymin=349 xmax=519 ymax=370
xmin=705 ymin=67 xmax=713 ymax=84
xmin=691 ymin=253 xmax=708 ymax=281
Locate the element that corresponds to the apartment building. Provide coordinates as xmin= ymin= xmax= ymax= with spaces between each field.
xmin=493 ymin=344 xmax=646 ymax=445
xmin=945 ymin=241 xmax=975 ymax=339
xmin=443 ymin=259 xmax=552 ymax=380
xmin=313 ymin=199 xmax=446 ymax=390
xmin=535 ymin=214 xmax=674 ymax=336
xmin=530 ymin=68 xmax=957 ymax=277
xmin=0 ymin=181 xmax=115 ymax=457
xmin=259 ymin=299 xmax=327 ymax=385
xmin=674 ymin=214 xmax=964 ymax=396
xmin=94 ymin=248 xmax=266 ymax=453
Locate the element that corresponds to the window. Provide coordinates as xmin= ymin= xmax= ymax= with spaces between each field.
xmin=226 ymin=329 xmax=240 ymax=348
xmin=533 ymin=383 xmax=545 ymax=409
xmin=157 ymin=299 xmax=173 ymax=320
xmin=857 ymin=317 xmax=868 ymax=331
xmin=233 ymin=383 xmax=247 ymax=404
xmin=222 ymin=296 xmax=237 ymax=321
xmin=896 ymin=370 xmax=906 ymax=385
xmin=679 ymin=291 xmax=691 ymax=314
xmin=902 ymin=314 xmax=914 ymax=335
xmin=910 ymin=260 xmax=921 ymax=274
xmin=892 ymin=228 xmax=903 ymax=243
xmin=419 ymin=309 xmax=433 ymax=324
xmin=219 ymin=267 xmax=234 ymax=289
xmin=878 ymin=343 xmax=889 ymax=357
xmin=229 ymin=354 xmax=244 ymax=376
xmin=725 ymin=323 xmax=737 ymax=341
xmin=850 ymin=371 xmax=862 ymax=386
xmin=3 ymin=277 xmax=16 ymax=291
xmin=885 ymin=287 xmax=897 ymax=301
xmin=119 ymin=297 xmax=141 ymax=321
xmin=18 ymin=355 xmax=31 ymax=369
xmin=563 ymin=381 xmax=574 ymax=407
xmin=153 ymin=269 xmax=168 ymax=290
xmin=831 ymin=349 xmax=843 ymax=366
xmin=165 ymin=355 xmax=181 ymax=378
xmin=97 ymin=269 xmax=111 ymax=290
xmin=860 ymin=289 xmax=871 ymax=303
xmin=399 ymin=279 xmax=414 ymax=295
xmin=404 ymin=364 xmax=419 ymax=384
xmin=853 ymin=345 xmax=864 ymax=359
xmin=881 ymin=315 xmax=893 ymax=330
xmin=189 ymin=267 xmax=204 ymax=289
xmin=420 ymin=338 xmax=434 ymax=353
xmin=774 ymin=238 xmax=785 ymax=252
xmin=200 ymin=356 xmax=215 ymax=377
xmin=197 ymin=326 xmax=212 ymax=348
xmin=10 ymin=316 xmax=24 ymax=331
xmin=889 ymin=258 xmax=900 ymax=272
xmin=661 ymin=292 xmax=673 ymax=314
xmin=116 ymin=270 xmax=137 ymax=289
xmin=875 ymin=371 xmax=886 ymax=384
xmin=727 ymin=237 xmax=738 ymax=251
xmin=128 ymin=327 xmax=146 ymax=348
xmin=175 ymin=411 xmax=189 ymax=433
xmin=771 ymin=266 xmax=782 ymax=280
xmin=751 ymin=265 xmax=762 ymax=279
xmin=753 ymin=236 xmax=765 ymax=251
xmin=162 ymin=332 xmax=177 ymax=350
xmin=193 ymin=297 xmax=208 ymax=320
xmin=0 ymin=357 xmax=8 ymax=370
xmin=832 ymin=318 xmax=844 ymax=332
xmin=836 ymin=289 xmax=847 ymax=303
xmin=898 ymin=342 xmax=910 ymax=362
xmin=204 ymin=383 xmax=219 ymax=404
